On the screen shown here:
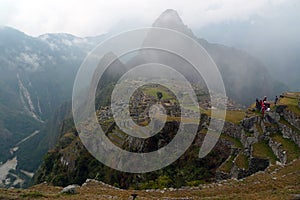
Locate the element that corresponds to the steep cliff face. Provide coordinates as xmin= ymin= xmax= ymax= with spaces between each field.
xmin=0 ymin=27 xmax=104 ymax=188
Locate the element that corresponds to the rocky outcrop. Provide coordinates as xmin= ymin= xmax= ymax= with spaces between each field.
xmin=265 ymin=112 xmax=280 ymax=124
xmin=60 ymin=185 xmax=79 ymax=194
xmin=231 ymin=165 xmax=251 ymax=180
xmin=222 ymin=121 xmax=243 ymax=138
xmin=278 ymin=123 xmax=300 ymax=148
xmin=276 ymin=106 xmax=300 ymax=131
xmin=217 ymin=107 xmax=296 ymax=181
xmin=241 ymin=116 xmax=259 ymax=132
xmin=283 ymin=109 xmax=300 ymax=130
xmin=263 ymin=123 xmax=279 ymax=137
xmin=268 ymin=138 xmax=287 ymax=164
xmin=221 ymin=121 xmax=252 ymax=152
xmin=216 ymin=118 xmax=265 ymax=181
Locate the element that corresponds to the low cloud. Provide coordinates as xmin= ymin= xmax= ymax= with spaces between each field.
xmin=0 ymin=0 xmax=293 ymax=37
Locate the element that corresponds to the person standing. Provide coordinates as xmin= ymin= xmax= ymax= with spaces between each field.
xmin=261 ymin=103 xmax=266 ymax=119
xmin=263 ymin=96 xmax=267 ymax=102
xmin=256 ymin=98 xmax=261 ymax=110
xmin=275 ymin=96 xmax=279 ymax=106
xmin=263 ymin=96 xmax=270 ymax=108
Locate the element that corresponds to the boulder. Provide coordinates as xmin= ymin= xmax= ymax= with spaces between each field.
xmin=241 ymin=116 xmax=258 ymax=131
xmin=60 ymin=185 xmax=78 ymax=194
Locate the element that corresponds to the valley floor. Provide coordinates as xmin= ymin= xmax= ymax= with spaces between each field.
xmin=1 ymin=158 xmax=299 ymax=200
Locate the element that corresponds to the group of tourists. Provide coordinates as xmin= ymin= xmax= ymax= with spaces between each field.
xmin=255 ymin=95 xmax=279 ymax=117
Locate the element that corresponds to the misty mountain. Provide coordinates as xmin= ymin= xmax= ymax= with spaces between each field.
xmin=194 ymin=9 xmax=300 ymax=91
xmin=143 ymin=9 xmax=287 ymax=105
xmin=0 ymin=27 xmax=103 ymax=187
xmin=0 ymin=9 xmax=289 ymax=188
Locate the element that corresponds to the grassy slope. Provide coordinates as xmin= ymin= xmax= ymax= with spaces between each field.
xmin=1 ymin=158 xmax=299 ymax=200
xmin=252 ymin=141 xmax=278 ymax=164
xmin=271 ymin=134 xmax=300 ymax=162
xmin=279 ymin=92 xmax=300 ymax=115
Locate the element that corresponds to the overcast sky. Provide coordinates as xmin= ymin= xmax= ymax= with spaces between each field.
xmin=0 ymin=0 xmax=298 ymax=37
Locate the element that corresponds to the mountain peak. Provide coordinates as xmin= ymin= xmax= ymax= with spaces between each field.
xmin=152 ymin=9 xmax=194 ymax=37
xmin=0 ymin=26 xmax=27 ymax=37
xmin=160 ymin=9 xmax=182 ymax=20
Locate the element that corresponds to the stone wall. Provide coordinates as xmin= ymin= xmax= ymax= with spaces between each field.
xmin=231 ymin=165 xmax=251 ymax=179
xmin=221 ymin=121 xmax=251 ymax=150
xmin=221 ymin=121 xmax=243 ymax=139
xmin=241 ymin=116 xmax=259 ymax=132
xmin=216 ymin=157 xmax=269 ymax=181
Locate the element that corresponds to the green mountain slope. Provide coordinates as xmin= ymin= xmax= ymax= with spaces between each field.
xmin=33 ymin=91 xmax=300 ymax=189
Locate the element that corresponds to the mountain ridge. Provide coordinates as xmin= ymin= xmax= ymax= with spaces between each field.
xmin=0 ymin=9 xmax=290 ymax=188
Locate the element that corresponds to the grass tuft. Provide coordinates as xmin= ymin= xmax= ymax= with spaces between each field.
xmin=20 ymin=191 xmax=45 ymax=198
xmin=235 ymin=153 xmax=249 ymax=169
